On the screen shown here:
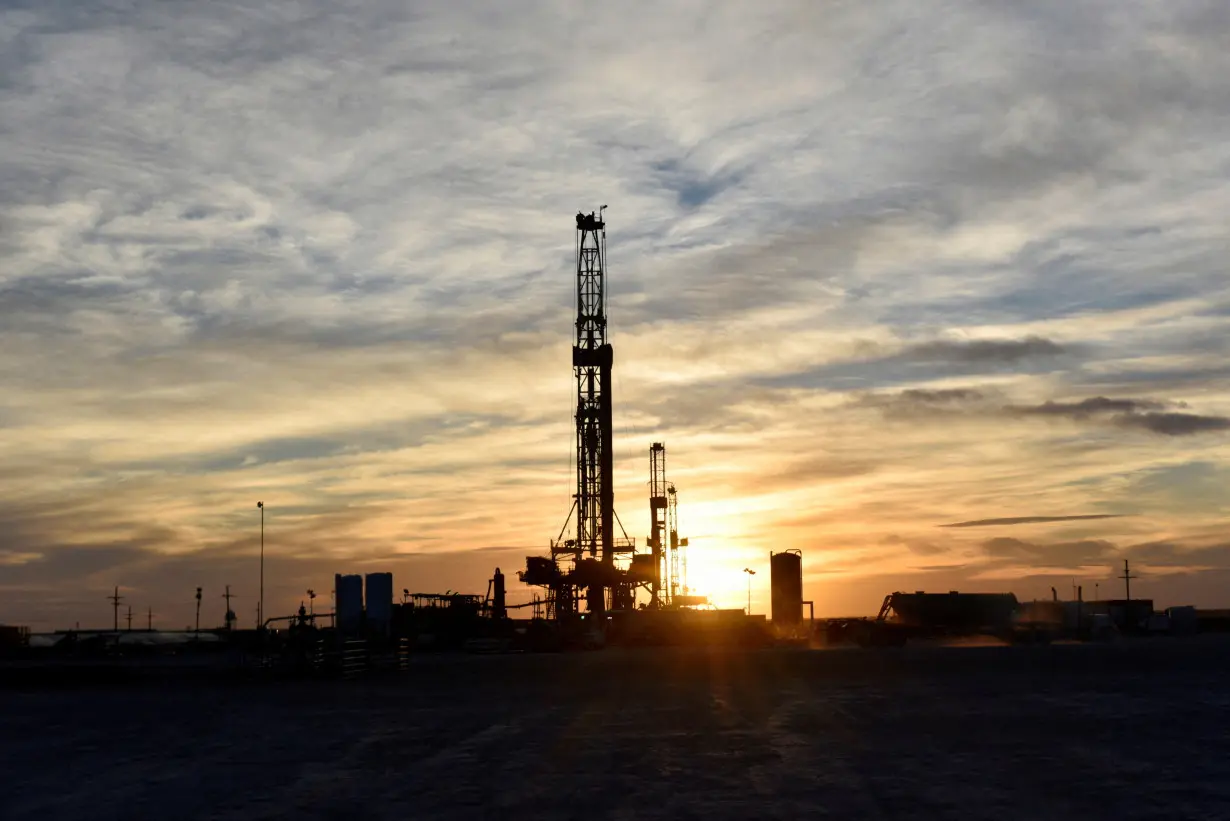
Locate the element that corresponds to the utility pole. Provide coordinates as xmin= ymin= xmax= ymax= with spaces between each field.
xmin=1120 ymin=559 xmax=1136 ymax=601
xmin=126 ymin=605 xmax=133 ymax=632
xmin=743 ymin=568 xmax=756 ymax=615
xmin=257 ymin=501 xmax=265 ymax=629
xmin=147 ymin=607 xmax=154 ymax=631
xmin=223 ymin=586 xmax=236 ymax=631
xmin=108 ymin=586 xmax=123 ymax=632
xmin=195 ymin=587 xmax=202 ymax=636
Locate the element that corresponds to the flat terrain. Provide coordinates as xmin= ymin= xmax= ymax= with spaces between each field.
xmin=4 ymin=638 xmax=1230 ymax=820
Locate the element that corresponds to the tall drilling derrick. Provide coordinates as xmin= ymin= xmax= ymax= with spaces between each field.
xmin=574 ymin=210 xmax=612 ymax=568
xmin=649 ymin=443 xmax=668 ymax=606
xmin=523 ymin=208 xmax=636 ymax=620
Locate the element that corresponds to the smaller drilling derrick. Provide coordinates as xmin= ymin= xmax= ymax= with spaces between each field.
xmin=668 ymin=483 xmax=681 ymax=602
xmin=648 ymin=443 xmax=668 ymax=607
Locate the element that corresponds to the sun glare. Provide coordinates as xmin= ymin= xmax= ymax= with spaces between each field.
xmin=675 ymin=541 xmax=756 ymax=612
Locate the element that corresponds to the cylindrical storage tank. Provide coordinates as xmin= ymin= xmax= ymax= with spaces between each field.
xmin=770 ymin=550 xmax=803 ymax=626
xmin=493 ymin=568 xmax=507 ymax=620
xmin=335 ymin=574 xmax=364 ymax=635
xmin=364 ymin=572 xmax=393 ymax=634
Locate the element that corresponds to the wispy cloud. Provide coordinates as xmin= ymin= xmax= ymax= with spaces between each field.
xmin=943 ymin=515 xmax=1127 ymax=529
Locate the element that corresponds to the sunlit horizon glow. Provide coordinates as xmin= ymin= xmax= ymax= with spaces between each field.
xmin=3 ymin=2 xmax=1230 ymax=631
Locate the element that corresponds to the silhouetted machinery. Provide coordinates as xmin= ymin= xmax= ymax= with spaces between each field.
xmin=518 ymin=212 xmax=716 ymax=631
xmin=520 ymin=210 xmax=639 ymax=622
xmin=825 ymin=591 xmax=1021 ymax=647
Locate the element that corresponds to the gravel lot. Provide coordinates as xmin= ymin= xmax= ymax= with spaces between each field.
xmin=4 ymin=638 xmax=1230 ymax=820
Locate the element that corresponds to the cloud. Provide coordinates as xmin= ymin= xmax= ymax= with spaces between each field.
xmin=854 ymin=388 xmax=991 ymax=417
xmin=943 ymin=515 xmax=1126 ymax=528
xmin=980 ymin=537 xmax=1116 ymax=568
xmin=2 ymin=1 xmax=1230 ymax=626
xmin=1010 ymin=397 xmax=1230 ymax=437
xmin=1115 ymin=412 xmax=1230 ymax=436
xmin=859 ymin=390 xmax=1230 ymax=438
xmin=901 ymin=336 xmax=1066 ymax=363
xmin=1013 ymin=397 xmax=1171 ymax=416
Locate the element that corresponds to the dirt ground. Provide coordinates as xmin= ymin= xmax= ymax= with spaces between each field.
xmin=4 ymin=637 xmax=1230 ymax=820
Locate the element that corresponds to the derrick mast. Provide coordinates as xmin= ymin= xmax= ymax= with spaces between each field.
xmin=574 ymin=209 xmax=613 ymax=569
xmin=522 ymin=209 xmax=635 ymax=619
xmin=649 ymin=443 xmax=668 ymax=606
xmin=572 ymin=208 xmax=613 ymax=616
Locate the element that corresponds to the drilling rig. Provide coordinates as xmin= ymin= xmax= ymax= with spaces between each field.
xmin=648 ymin=443 xmax=668 ymax=607
xmin=520 ymin=209 xmax=636 ymax=621
xmin=648 ymin=442 xmax=690 ymax=607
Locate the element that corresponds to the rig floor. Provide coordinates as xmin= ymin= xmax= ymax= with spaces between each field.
xmin=5 ymin=637 xmax=1230 ymax=820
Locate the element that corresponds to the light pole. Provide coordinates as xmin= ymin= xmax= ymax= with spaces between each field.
xmin=307 ymin=589 xmax=316 ymax=616
xmin=743 ymin=568 xmax=756 ymax=615
xmin=257 ymin=501 xmax=264 ymax=629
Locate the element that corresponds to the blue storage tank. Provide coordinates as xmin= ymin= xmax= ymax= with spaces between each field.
xmin=335 ymin=574 xmax=364 ymax=635
xmin=365 ymin=572 xmax=394 ymax=634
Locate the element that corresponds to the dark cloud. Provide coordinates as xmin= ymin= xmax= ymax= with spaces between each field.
xmin=1125 ymin=541 xmax=1230 ymax=570
xmin=976 ymin=536 xmax=1230 ymax=575
xmin=901 ymin=336 xmax=1066 ymax=363
xmin=860 ymin=391 xmax=1230 ymax=439
xmin=858 ymin=388 xmax=987 ymax=410
xmin=1014 ymin=397 xmax=1170 ymax=416
xmin=981 ymin=537 xmax=1116 ymax=568
xmin=1115 ymin=412 xmax=1230 ymax=436
xmin=1010 ymin=397 xmax=1230 ymax=437
xmin=649 ymin=158 xmax=746 ymax=210
xmin=943 ymin=514 xmax=1125 ymax=528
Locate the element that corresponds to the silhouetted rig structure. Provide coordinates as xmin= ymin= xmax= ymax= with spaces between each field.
xmin=518 ymin=213 xmax=704 ymax=613
xmin=4 ymin=216 xmax=1228 ymax=682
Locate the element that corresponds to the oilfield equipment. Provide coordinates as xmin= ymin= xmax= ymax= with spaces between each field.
xmin=9 ymin=207 xmax=1225 ymax=681
xmin=518 ymin=211 xmax=710 ymax=621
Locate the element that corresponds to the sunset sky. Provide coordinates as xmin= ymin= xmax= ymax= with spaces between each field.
xmin=2 ymin=1 xmax=1229 ymax=631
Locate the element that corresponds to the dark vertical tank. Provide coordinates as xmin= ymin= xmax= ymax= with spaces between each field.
xmin=770 ymin=550 xmax=803 ymax=626
xmin=493 ymin=568 xmax=507 ymax=620
xmin=335 ymin=573 xmax=364 ymax=635
xmin=365 ymin=572 xmax=394 ymax=634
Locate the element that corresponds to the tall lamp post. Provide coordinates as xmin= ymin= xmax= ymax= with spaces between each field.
xmin=743 ymin=567 xmax=756 ymax=615
xmin=257 ymin=501 xmax=264 ymax=629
